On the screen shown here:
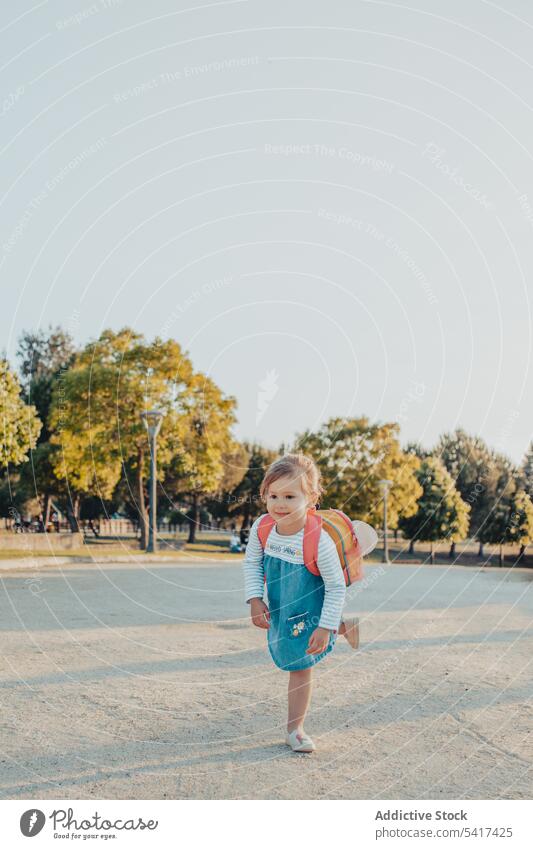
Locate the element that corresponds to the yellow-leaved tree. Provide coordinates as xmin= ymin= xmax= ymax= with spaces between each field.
xmin=0 ymin=357 xmax=41 ymax=469
xmin=162 ymin=372 xmax=241 ymax=542
xmin=294 ymin=416 xmax=423 ymax=529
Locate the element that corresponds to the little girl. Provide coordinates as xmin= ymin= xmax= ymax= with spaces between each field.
xmin=244 ymin=452 xmax=362 ymax=754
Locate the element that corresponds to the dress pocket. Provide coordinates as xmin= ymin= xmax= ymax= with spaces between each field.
xmin=287 ymin=611 xmax=311 ymax=639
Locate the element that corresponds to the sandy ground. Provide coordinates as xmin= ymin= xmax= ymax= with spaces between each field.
xmin=0 ymin=558 xmax=531 ymax=800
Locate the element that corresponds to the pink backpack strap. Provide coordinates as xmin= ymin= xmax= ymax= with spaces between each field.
xmin=303 ymin=509 xmax=322 ymax=576
xmin=257 ymin=513 xmax=275 ymax=548
xmin=257 ymin=510 xmax=322 ymax=578
xmin=257 ymin=513 xmax=275 ymax=585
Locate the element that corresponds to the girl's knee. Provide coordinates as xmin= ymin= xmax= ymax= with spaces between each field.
xmin=289 ymin=668 xmax=312 ymax=681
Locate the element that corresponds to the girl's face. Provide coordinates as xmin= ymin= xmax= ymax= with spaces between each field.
xmin=266 ymin=474 xmax=316 ymax=533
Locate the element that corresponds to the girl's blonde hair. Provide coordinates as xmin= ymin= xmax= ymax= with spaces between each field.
xmin=259 ymin=453 xmax=324 ymax=504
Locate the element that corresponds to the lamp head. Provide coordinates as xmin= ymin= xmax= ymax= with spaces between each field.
xmin=140 ymin=408 xmax=165 ymax=438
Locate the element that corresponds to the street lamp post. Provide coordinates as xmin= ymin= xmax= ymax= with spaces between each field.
xmin=140 ymin=409 xmax=165 ymax=553
xmin=378 ymin=479 xmax=393 ymax=564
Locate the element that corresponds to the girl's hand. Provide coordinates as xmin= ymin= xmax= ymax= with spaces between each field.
xmin=306 ymin=626 xmax=331 ymax=654
xmin=250 ymin=598 xmax=270 ymax=629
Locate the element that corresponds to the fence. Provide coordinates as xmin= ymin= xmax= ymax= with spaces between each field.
xmin=1 ymin=517 xmax=227 ymax=537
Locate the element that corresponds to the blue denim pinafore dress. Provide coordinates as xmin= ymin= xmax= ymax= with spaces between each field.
xmin=265 ymin=549 xmax=337 ymax=671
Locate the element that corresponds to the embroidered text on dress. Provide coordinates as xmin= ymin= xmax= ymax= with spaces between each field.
xmin=268 ymin=542 xmax=298 ymax=557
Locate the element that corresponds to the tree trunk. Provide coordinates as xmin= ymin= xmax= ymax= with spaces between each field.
xmin=449 ymin=541 xmax=456 ymax=558
xmin=409 ymin=539 xmax=415 ymax=554
xmin=499 ymin=543 xmax=504 ymax=567
xmin=394 ymin=528 xmax=399 ymax=541
xmin=517 ymin=543 xmax=526 ymax=564
xmin=188 ymin=493 xmax=199 ymax=543
xmin=241 ymin=503 xmax=252 ymax=532
xmin=478 ymin=541 xmax=484 ymax=558
xmin=137 ymin=447 xmax=148 ymax=550
xmin=66 ymin=494 xmax=81 ymax=533
xmin=43 ymin=493 xmax=52 ymax=529
xmin=430 ymin=542 xmax=435 ymax=565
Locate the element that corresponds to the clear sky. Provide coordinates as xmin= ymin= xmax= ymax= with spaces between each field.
xmin=1 ymin=0 xmax=531 ymax=464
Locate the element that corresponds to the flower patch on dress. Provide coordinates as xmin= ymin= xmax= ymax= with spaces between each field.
xmin=287 ymin=611 xmax=311 ymax=638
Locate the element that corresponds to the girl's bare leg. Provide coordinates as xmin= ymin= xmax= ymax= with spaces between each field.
xmin=287 ymin=668 xmax=313 ymax=733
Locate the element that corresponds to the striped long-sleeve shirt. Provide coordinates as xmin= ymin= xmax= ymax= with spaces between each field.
xmin=243 ymin=515 xmax=346 ymax=631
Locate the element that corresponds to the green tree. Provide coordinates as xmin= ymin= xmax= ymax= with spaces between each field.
xmin=203 ymin=441 xmax=251 ymax=528
xmin=294 ymin=416 xmax=423 ymax=529
xmin=509 ymin=489 xmax=533 ymax=563
xmin=16 ymin=327 xmax=76 ymax=525
xmin=403 ymin=443 xmax=432 ymax=541
xmin=519 ymin=442 xmax=533 ymax=500
xmin=434 ymin=428 xmax=501 ymax=555
xmin=398 ymin=457 xmax=470 ymax=562
xmin=477 ymin=471 xmax=533 ymax=566
xmin=17 ymin=326 xmax=76 ymax=441
xmin=0 ymin=357 xmax=41 ymax=469
xmin=404 ymin=441 xmax=432 ymax=460
xmin=474 ymin=451 xmax=516 ymax=558
xmin=207 ymin=441 xmax=278 ymax=530
xmin=49 ymin=328 xmax=195 ymax=542
xmin=17 ymin=442 xmax=63 ymax=521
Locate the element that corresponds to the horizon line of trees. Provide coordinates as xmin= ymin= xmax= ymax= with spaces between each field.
xmin=1 ymin=325 xmax=532 ymax=561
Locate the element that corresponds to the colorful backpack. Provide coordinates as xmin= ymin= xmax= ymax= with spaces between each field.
xmin=257 ymin=507 xmax=364 ymax=586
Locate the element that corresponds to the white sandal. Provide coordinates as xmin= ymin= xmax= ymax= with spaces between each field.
xmin=341 ymin=616 xmax=360 ymax=650
xmin=285 ymin=729 xmax=315 ymax=753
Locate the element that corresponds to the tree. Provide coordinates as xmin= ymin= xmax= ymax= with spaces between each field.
xmin=15 ymin=327 xmax=76 ymax=525
xmin=164 ymin=373 xmax=239 ymax=542
xmin=477 ymin=473 xmax=533 ymax=566
xmin=206 ymin=441 xmax=278 ymax=530
xmin=508 ymin=489 xmax=533 ymax=563
xmin=435 ymin=429 xmax=500 ymax=555
xmin=404 ymin=441 xmax=432 ymax=460
xmin=519 ymin=442 xmax=533 ymax=500
xmin=474 ymin=451 xmax=517 ymax=558
xmin=294 ymin=416 xmax=423 ymax=529
xmin=49 ymin=328 xmax=196 ymax=542
xmin=484 ymin=489 xmax=533 ymax=566
xmin=0 ymin=358 xmax=41 ymax=469
xmin=398 ymin=457 xmax=470 ymax=562
xmin=17 ymin=442 xmax=64 ymax=526
xmin=203 ymin=441 xmax=251 ymax=528
xmin=402 ymin=442 xmax=434 ymax=540
xmin=17 ymin=326 xmax=76 ymax=443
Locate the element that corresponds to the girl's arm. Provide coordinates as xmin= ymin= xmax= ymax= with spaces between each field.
xmin=243 ymin=517 xmax=265 ymax=603
xmin=316 ymin=532 xmax=346 ymax=630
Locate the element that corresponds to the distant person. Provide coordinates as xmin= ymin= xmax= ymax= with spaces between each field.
xmin=229 ymin=531 xmax=241 ymax=553
xmin=239 ymin=527 xmax=249 ymax=550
